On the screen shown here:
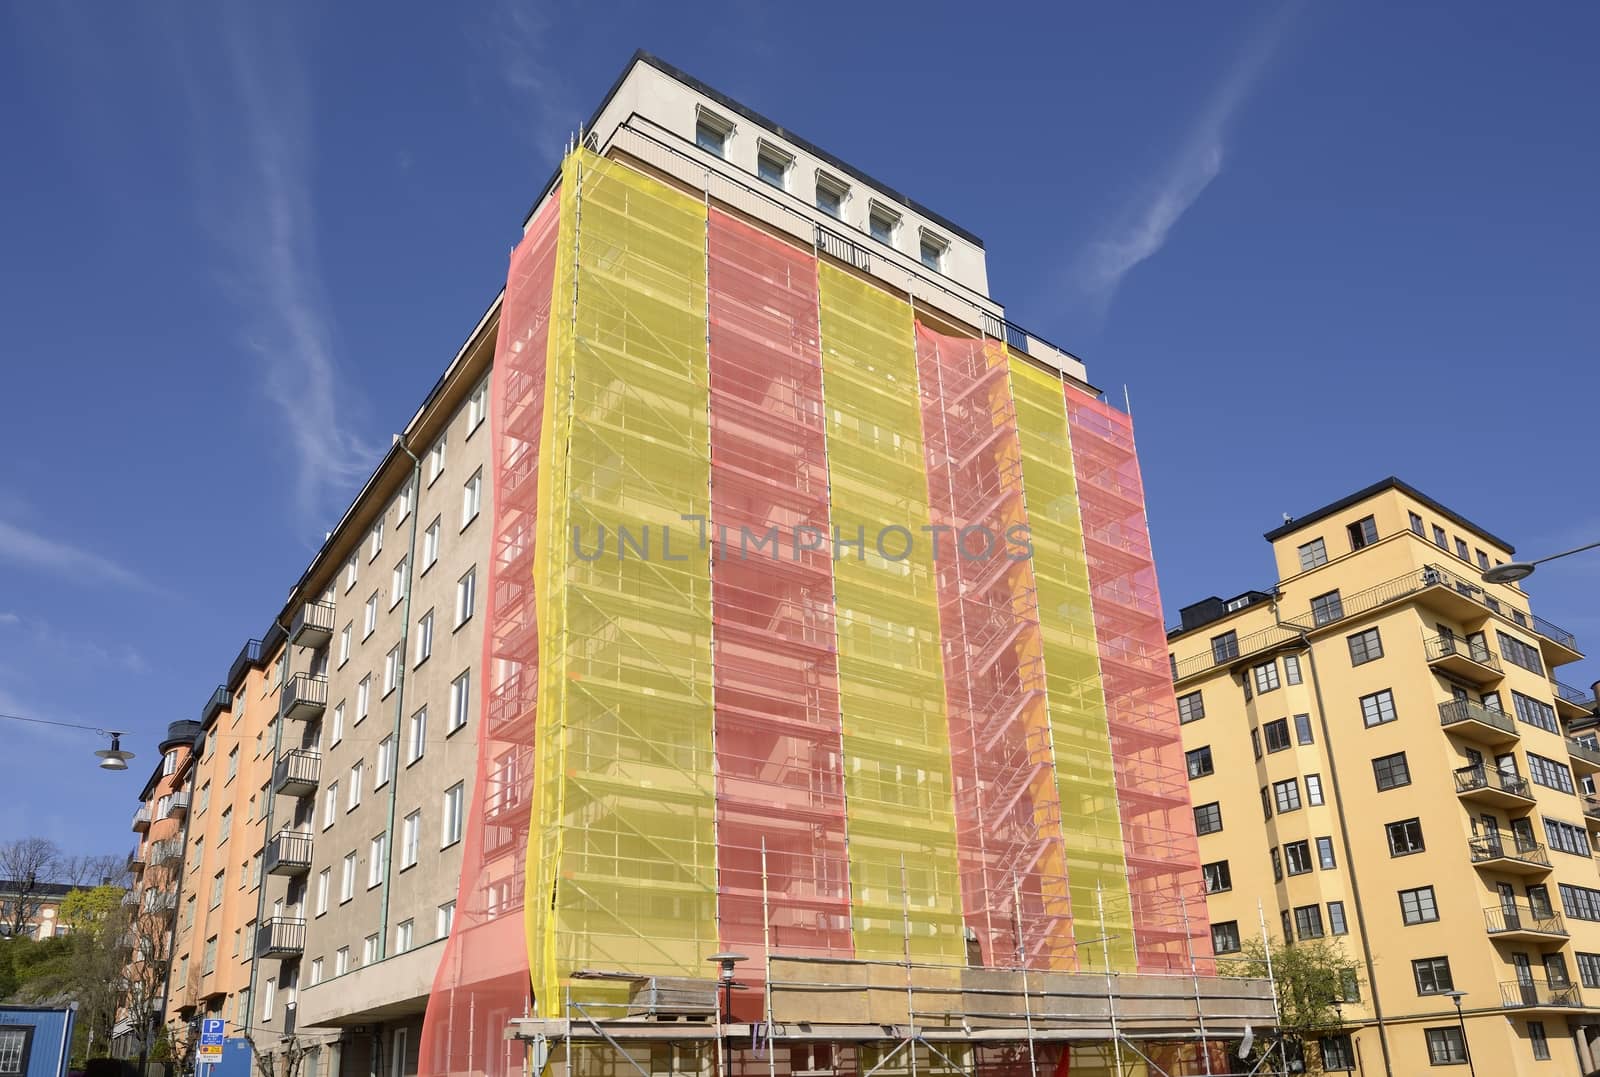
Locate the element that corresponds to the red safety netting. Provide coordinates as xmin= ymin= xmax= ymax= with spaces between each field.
xmin=1063 ymin=387 xmax=1213 ymax=975
xmin=707 ymin=211 xmax=852 ymax=1016
xmin=913 ymin=324 xmax=1076 ymax=970
xmin=420 ymin=192 xmax=562 ymax=1076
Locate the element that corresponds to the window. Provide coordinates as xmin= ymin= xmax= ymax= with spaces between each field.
xmin=428 ymin=436 xmax=446 ymax=484
xmin=1293 ymin=904 xmax=1324 ymax=939
xmin=316 ymin=869 xmax=330 ymax=916
xmin=1545 ymin=818 xmax=1590 ymax=857
xmin=1270 ymin=848 xmax=1282 ymax=882
xmin=368 ymin=833 xmax=386 ymax=888
xmin=376 ymin=736 xmax=393 ymax=789
xmin=1273 ymin=778 xmax=1302 ymax=813
xmin=219 ymin=807 xmax=232 ymax=845
xmin=694 ymin=108 xmax=732 ymax=157
xmin=1210 ymin=632 xmax=1239 ymax=663
xmin=1317 ymin=837 xmax=1337 ymax=869
xmin=1310 ymin=590 xmax=1344 ymax=625
xmin=310 ymin=957 xmax=323 ymax=986
xmin=1283 ymin=654 xmax=1303 ymax=685
xmin=1305 ymin=773 xmax=1325 ymax=805
xmin=415 ymin=610 xmax=434 ymax=666
xmin=349 ymin=762 xmax=364 ymax=808
xmin=363 ymin=592 xmax=378 ymax=638
xmin=408 ymin=707 xmax=427 ymax=765
xmin=1511 ymin=690 xmax=1557 ymax=732
xmin=1177 ymin=691 xmax=1205 ymax=723
xmin=1373 ymin=752 xmax=1410 ymax=789
xmin=449 ymin=670 xmax=471 ymax=732
xmin=423 ymin=517 xmax=441 ymax=569
xmin=330 ymin=702 xmax=345 ymax=746
xmin=461 ymin=469 xmax=482 ymax=529
xmin=1251 ymin=727 xmax=1262 ymax=760
xmin=438 ymin=900 xmax=456 ymax=938
xmin=210 ymin=870 xmax=225 ymax=908
xmin=1253 ymin=661 xmax=1280 ymax=694
xmin=1328 ymin=900 xmax=1348 ymax=936
xmin=756 ymin=142 xmax=792 ymax=190
xmin=1260 ymin=786 xmax=1273 ymax=820
xmin=1529 ymin=1020 xmax=1550 ymax=1060
xmin=1563 ymin=884 xmax=1600 ymax=922
xmin=390 ymin=558 xmax=408 ymax=609
xmin=1297 ymin=538 xmax=1328 ymax=571
xmin=1578 ymin=952 xmax=1600 ymax=988
xmin=1347 ymin=628 xmax=1383 ymax=665
xmin=337 ymin=623 xmax=351 ymax=667
xmin=918 ymin=231 xmax=947 ymax=271
xmin=1476 ymin=549 xmax=1490 ymax=571
xmin=402 ymin=810 xmax=421 ymax=869
xmin=323 ymin=781 xmax=339 ymax=829
xmin=1408 ymin=512 xmax=1424 ymax=536
xmin=344 ymin=554 xmax=359 ymax=592
xmin=262 ymin=978 xmax=276 ymax=1022
xmin=868 ymin=203 xmax=900 ymax=245
xmin=1210 ymin=920 xmax=1240 ymax=954
xmin=1194 ymin=802 xmax=1223 ymax=835
xmin=467 ymin=379 xmax=488 ymax=434
xmin=362 ymin=933 xmax=379 ymax=966
xmin=815 ymin=172 xmax=848 ymax=218
xmin=1284 ymin=840 xmax=1312 ymax=875
xmin=227 ymin=746 xmax=239 ymax=782
xmin=1400 ymin=886 xmax=1439 ymax=925
xmin=1347 ymin=515 xmax=1378 ymax=550
xmin=384 ymin=645 xmax=400 ymax=696
xmin=1500 ymin=633 xmax=1544 ymax=675
xmin=456 ymin=567 xmax=477 ymax=626
xmin=1360 ymin=689 xmax=1397 ymax=727
xmin=1528 ymin=753 xmax=1575 ymax=793
xmin=1263 ymin=718 xmax=1291 ymax=753
xmin=443 ymin=782 xmax=465 ymax=846
xmin=340 ymin=852 xmax=355 ymax=902
xmin=333 ymin=946 xmax=349 ymax=976
xmin=1425 ymin=1027 xmax=1466 ymax=1065
xmin=1293 ymin=713 xmax=1314 ymax=744
xmin=396 ymin=919 xmax=414 ymax=955
xmin=1431 ymin=524 xmax=1448 ymax=549
xmin=1185 ymin=745 xmax=1214 ymax=779
xmin=1452 ymin=537 xmax=1469 ymax=560
xmin=1202 ymin=860 xmax=1231 ymax=894
xmin=1321 ymin=1033 xmax=1354 ymax=1072
xmin=357 ymin=676 xmax=371 ymax=721
xmin=1410 ymin=957 xmax=1453 ymax=996
xmin=368 ymin=521 xmax=384 ymax=561
xmin=1387 ymin=818 xmax=1424 ymax=856
xmin=396 ymin=478 xmax=413 ymax=522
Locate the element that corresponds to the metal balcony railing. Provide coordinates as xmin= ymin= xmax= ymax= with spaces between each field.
xmin=255 ymin=917 xmax=306 ymax=957
xmin=1484 ymin=903 xmax=1567 ymax=937
xmin=1470 ymin=835 xmax=1550 ymax=869
xmin=290 ymin=600 xmax=336 ymax=647
xmin=200 ymin=685 xmax=232 ymax=725
xmin=1455 ymin=764 xmax=1532 ymax=799
xmin=280 ymin=673 xmax=328 ymax=721
xmin=165 ymin=792 xmax=190 ymax=818
xmin=1439 ymin=699 xmax=1517 ymax=737
xmin=1569 ymin=740 xmax=1600 ymax=769
xmin=1425 ymin=633 xmax=1501 ymax=671
xmin=1533 ymin=615 xmax=1579 ymax=653
xmin=149 ymin=838 xmax=183 ymax=867
xmin=264 ymin=830 xmax=314 ymax=876
xmin=145 ymin=889 xmax=178 ymax=913
xmin=120 ymin=890 xmax=138 ymax=908
xmin=227 ymin=638 xmax=266 ymax=690
xmin=1500 ymin=979 xmax=1583 ymax=1009
xmin=1555 ymin=680 xmax=1596 ymax=708
xmin=132 ymin=806 xmax=151 ymax=832
xmin=272 ymin=749 xmax=321 ymax=796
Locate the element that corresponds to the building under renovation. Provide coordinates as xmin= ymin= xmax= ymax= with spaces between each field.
xmin=418 ymin=53 xmax=1277 ymax=1077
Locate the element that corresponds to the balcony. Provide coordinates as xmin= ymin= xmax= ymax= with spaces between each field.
xmin=227 ymin=638 xmax=266 ymax=692
xmin=131 ymin=806 xmax=151 ymax=833
xmin=1455 ymin=764 xmax=1535 ymax=807
xmin=1532 ymin=614 xmax=1583 ymax=668
xmin=1424 ymin=634 xmax=1502 ymax=686
xmin=1500 ymin=979 xmax=1586 ymax=1011
xmin=120 ymin=890 xmax=139 ymax=908
xmin=149 ymin=838 xmax=183 ymax=868
xmin=1554 ymin=680 xmax=1596 ymax=721
xmin=127 ymin=846 xmax=146 ymax=875
xmin=165 ymin=791 xmax=190 ymax=819
xmin=1567 ymin=739 xmax=1600 ymax=778
xmin=280 ymin=673 xmax=328 ymax=722
xmin=264 ymin=829 xmax=314 ymax=877
xmin=255 ymin=917 xmax=306 ymax=958
xmin=146 ymin=889 xmax=178 ymax=914
xmin=290 ymin=600 xmax=336 ymax=648
xmin=1469 ymin=835 xmax=1551 ymax=875
xmin=1484 ymin=903 xmax=1568 ymax=942
xmin=1439 ymin=699 xmax=1519 ymax=747
xmin=200 ymin=685 xmax=231 ymax=726
xmin=1583 ymin=798 xmax=1600 ymax=831
xmin=272 ymin=749 xmax=322 ymax=797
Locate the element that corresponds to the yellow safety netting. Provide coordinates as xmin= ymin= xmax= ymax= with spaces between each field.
xmin=529 ymin=150 xmax=718 ymax=1011
xmin=1008 ymin=358 xmax=1136 ymax=972
xmin=816 ymin=263 xmax=965 ymax=964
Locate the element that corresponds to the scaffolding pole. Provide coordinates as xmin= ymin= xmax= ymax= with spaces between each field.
xmin=1096 ymin=884 xmax=1128 ymax=1077
xmin=1182 ymin=894 xmax=1213 ymax=1077
xmin=1011 ymin=877 xmax=1038 ymax=1077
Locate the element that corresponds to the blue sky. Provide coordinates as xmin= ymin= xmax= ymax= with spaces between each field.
xmin=2 ymin=1 xmax=1595 ymax=859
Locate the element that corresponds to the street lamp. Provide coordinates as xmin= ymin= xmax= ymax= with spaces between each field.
xmin=96 ymin=732 xmax=135 ymax=771
xmin=707 ymin=954 xmax=747 ymax=1077
xmin=1444 ymin=990 xmax=1475 ymax=1077
xmin=1481 ymin=540 xmax=1600 ymax=584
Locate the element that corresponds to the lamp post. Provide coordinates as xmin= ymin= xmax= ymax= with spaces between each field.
xmin=1444 ymin=990 xmax=1475 ymax=1077
xmin=708 ymin=953 xmax=747 ymax=1077
xmin=1481 ymin=540 xmax=1600 ymax=585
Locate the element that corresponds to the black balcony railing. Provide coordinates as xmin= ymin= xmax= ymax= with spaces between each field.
xmin=1533 ymin=615 xmax=1579 ymax=653
xmin=1470 ymin=835 xmax=1550 ymax=868
xmin=227 ymin=639 xmax=266 ymax=691
xmin=1555 ymin=680 xmax=1596 ymax=708
xmin=1425 ymin=634 xmax=1501 ymax=672
xmin=1456 ymin=764 xmax=1532 ymax=799
xmin=1500 ymin=979 xmax=1583 ymax=1009
xmin=1484 ymin=903 xmax=1567 ymax=937
xmin=1439 ymin=699 xmax=1517 ymax=737
xmin=254 ymin=917 xmax=306 ymax=957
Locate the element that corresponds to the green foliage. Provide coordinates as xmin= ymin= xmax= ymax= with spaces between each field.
xmin=58 ymin=886 xmax=125 ymax=938
xmin=1221 ymin=935 xmax=1362 ymax=1074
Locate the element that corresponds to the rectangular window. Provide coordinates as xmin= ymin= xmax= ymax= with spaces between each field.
xmin=1577 ymin=952 xmax=1600 ymax=988
xmin=1177 ymin=691 xmax=1205 ymax=723
xmin=323 ymin=781 xmax=339 ymax=829
xmin=1251 ymin=727 xmax=1262 ymax=760
xmin=396 ymin=478 xmax=413 ymax=523
xmin=1545 ymin=818 xmax=1590 ymax=857
xmin=1387 ymin=818 xmax=1425 ymax=856
xmin=219 ymin=807 xmax=232 ymax=844
xmin=1260 ymin=786 xmax=1273 ymax=820
xmin=694 ymin=109 xmax=732 ymax=157
xmin=309 ymin=957 xmax=323 ymax=986
xmin=1202 ymin=860 xmax=1231 ymax=894
xmin=1400 ymin=886 xmax=1440 ymax=925
xmin=756 ymin=142 xmax=792 ymax=190
xmin=467 ymin=379 xmax=488 ymax=433
xmin=1528 ymin=753 xmax=1575 ymax=793
xmin=1210 ymin=632 xmax=1239 ymax=663
xmin=1476 ymin=549 xmax=1490 ymax=571
xmin=1305 ymin=773 xmax=1325 ymax=805
xmin=402 ymin=810 xmax=421 ymax=869
xmin=1273 ymin=778 xmax=1302 ymax=813
xmin=868 ymin=203 xmax=900 ymax=245
xmin=442 ymin=782 xmax=465 ymax=846
xmin=449 ymin=670 xmax=471 ymax=732
xmin=368 ymin=521 xmax=384 ymax=561
xmin=1512 ymin=689 xmax=1558 ymax=732
xmin=262 ymin=978 xmax=275 ymax=1022
xmin=437 ymin=900 xmax=456 ymax=939
xmin=1412 ymin=957 xmax=1453 ymax=995
xmin=1263 ymin=718 xmax=1291 ymax=753
xmin=1432 ymin=524 xmax=1448 ymax=549
xmin=1373 ymin=751 xmax=1410 ymax=789
xmin=1453 ymin=537 xmax=1469 ymax=560
xmin=383 ymin=645 xmax=400 ymax=696
xmin=1499 ymin=633 xmax=1545 ymax=675
xmin=357 ymin=676 xmax=371 ymax=720
xmin=1360 ymin=689 xmax=1397 ymax=727
xmin=330 ymin=702 xmax=345 ymax=746
xmin=428 ymin=436 xmax=446 ymax=484
xmin=1328 ymin=900 xmax=1348 ymax=936
xmin=919 ymin=232 xmax=947 ymax=271
xmin=1185 ymin=745 xmax=1214 ymax=779
xmin=1291 ymin=713 xmax=1314 ymax=745
xmin=1347 ymin=515 xmax=1378 ymax=550
xmin=1294 ymin=904 xmax=1325 ymax=939
xmin=390 ymin=558 xmax=408 ymax=609
xmin=408 ymin=707 xmax=427 ymax=765
xmin=1297 ymin=538 xmax=1329 ymax=570
xmin=1194 ymin=802 xmax=1223 ymax=835
xmin=362 ymin=933 xmax=378 ymax=966
xmin=368 ymin=834 xmax=385 ymax=889
xmin=344 ymin=555 xmax=358 ymax=592
xmin=456 ymin=567 xmax=477 ymax=626
xmin=376 ymin=736 xmax=393 ymax=789
xmin=1317 ymin=836 xmax=1337 ymax=869
xmin=461 ymin=469 xmax=482 ymax=529
xmin=1409 ymin=511 xmax=1425 ymax=536
xmin=316 ymin=869 xmax=330 ymax=916
xmin=815 ymin=172 xmax=848 ymax=219
xmin=396 ymin=919 xmax=414 ymax=955
xmin=1271 ymin=848 xmax=1282 ymax=882
xmin=1564 ymin=885 xmax=1600 ymax=922
xmin=415 ymin=610 xmax=434 ymax=666
xmin=349 ymin=762 xmax=364 ymax=808
xmin=1347 ymin=628 xmax=1383 ymax=665
xmin=1529 ymin=1020 xmax=1550 ymax=1060
xmin=1283 ymin=654 xmax=1303 ymax=685
xmin=363 ymin=593 xmax=378 ymax=638
xmin=340 ymin=852 xmax=355 ymax=902
xmin=1310 ymin=590 xmax=1345 ymax=626
xmin=335 ymin=947 xmax=349 ymax=976
xmin=423 ymin=517 xmax=441 ymax=569
xmin=1284 ymin=840 xmax=1312 ymax=875
xmin=1253 ymin=661 xmax=1281 ymax=694
xmin=1210 ymin=920 xmax=1241 ymax=954
xmin=1321 ymin=1033 xmax=1354 ymax=1071
xmin=1425 ymin=1027 xmax=1466 ymax=1065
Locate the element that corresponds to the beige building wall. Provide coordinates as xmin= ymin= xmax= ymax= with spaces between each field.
xmin=1170 ymin=479 xmax=1595 ymax=1076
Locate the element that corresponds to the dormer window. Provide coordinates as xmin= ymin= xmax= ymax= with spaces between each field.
xmin=919 ymin=230 xmax=948 ymax=271
xmin=869 ymin=202 xmax=901 ymax=245
xmin=757 ymin=141 xmax=793 ymax=191
xmin=695 ymin=108 xmax=734 ymax=159
xmin=815 ymin=172 xmax=849 ymax=220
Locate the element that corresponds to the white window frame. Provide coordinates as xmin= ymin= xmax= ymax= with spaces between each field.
xmin=349 ymin=763 xmax=364 ymax=809
xmin=368 ymin=521 xmax=384 ymax=562
xmin=335 ymin=946 xmax=350 ymax=976
xmin=437 ymin=900 xmax=455 ymax=938
xmin=694 ymin=106 xmax=735 ymax=158
xmin=461 ymin=470 xmax=482 ymax=530
xmin=316 ymin=868 xmax=330 ymax=916
xmin=815 ymin=171 xmax=849 ymax=219
xmin=390 ymin=558 xmax=408 ymax=610
xmin=376 ymin=736 xmax=393 ymax=789
xmin=868 ymin=201 xmax=901 ymax=245
xmin=467 ymin=379 xmax=489 ymax=434
xmin=428 ymin=436 xmax=446 ymax=485
xmin=383 ymin=645 xmax=400 ymax=697
xmin=423 ymin=517 xmax=440 ymax=569
xmin=368 ymin=834 xmax=385 ymax=889
xmin=402 ymin=810 xmax=421 ymax=869
xmin=416 ymin=610 xmax=434 ymax=666
xmin=449 ymin=671 xmax=470 ymax=732
xmin=442 ymin=782 xmax=464 ymax=847
xmin=456 ymin=568 xmax=477 ymax=626
xmin=323 ymin=781 xmax=339 ymax=829
xmin=408 ymin=707 xmax=427 ymax=765
xmin=338 ymin=624 xmax=351 ymax=667
xmin=340 ymin=853 xmax=355 ymax=903
xmin=918 ymin=228 xmax=948 ymax=272
xmin=756 ymin=140 xmax=793 ymax=191
xmin=363 ymin=593 xmax=378 ymax=639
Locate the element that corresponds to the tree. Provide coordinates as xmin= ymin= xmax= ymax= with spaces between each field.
xmin=0 ymin=838 xmax=60 ymax=937
xmin=1221 ymin=936 xmax=1362 ymax=1075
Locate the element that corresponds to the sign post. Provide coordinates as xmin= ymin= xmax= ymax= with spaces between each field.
xmin=199 ymin=1018 xmax=225 ymax=1068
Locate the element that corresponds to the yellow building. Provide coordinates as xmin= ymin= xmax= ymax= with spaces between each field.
xmin=1168 ymin=477 xmax=1598 ymax=1075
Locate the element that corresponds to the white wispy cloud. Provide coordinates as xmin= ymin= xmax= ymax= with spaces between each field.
xmin=0 ymin=520 xmax=158 ymax=592
xmin=1073 ymin=3 xmax=1302 ymax=313
xmin=473 ymin=0 xmax=573 ymax=156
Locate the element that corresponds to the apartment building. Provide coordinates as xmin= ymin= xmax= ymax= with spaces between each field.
xmin=0 ymin=881 xmax=75 ymax=940
xmin=1168 ymin=477 xmax=1598 ymax=1075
